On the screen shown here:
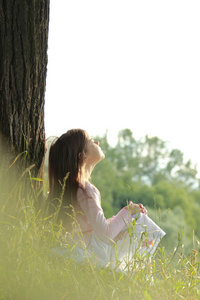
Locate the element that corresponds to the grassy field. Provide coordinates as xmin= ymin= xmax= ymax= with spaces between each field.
xmin=0 ymin=173 xmax=200 ymax=300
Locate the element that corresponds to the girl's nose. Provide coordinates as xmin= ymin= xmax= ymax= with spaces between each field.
xmin=94 ymin=141 xmax=99 ymax=146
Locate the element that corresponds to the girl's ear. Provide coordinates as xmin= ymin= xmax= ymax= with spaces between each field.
xmin=79 ymin=151 xmax=87 ymax=162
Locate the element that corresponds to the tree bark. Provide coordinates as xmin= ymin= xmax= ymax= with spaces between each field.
xmin=0 ymin=0 xmax=49 ymax=177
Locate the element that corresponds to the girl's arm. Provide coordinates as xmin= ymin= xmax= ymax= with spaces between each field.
xmin=77 ymin=186 xmax=132 ymax=244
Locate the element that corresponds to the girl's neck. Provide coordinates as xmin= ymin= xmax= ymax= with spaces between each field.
xmin=84 ymin=163 xmax=94 ymax=181
xmin=78 ymin=163 xmax=94 ymax=185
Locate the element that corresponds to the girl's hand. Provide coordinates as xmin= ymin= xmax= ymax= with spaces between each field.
xmin=125 ymin=201 xmax=147 ymax=215
xmin=137 ymin=203 xmax=147 ymax=215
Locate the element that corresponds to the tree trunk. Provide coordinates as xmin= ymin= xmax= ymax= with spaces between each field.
xmin=0 ymin=0 xmax=49 ymax=178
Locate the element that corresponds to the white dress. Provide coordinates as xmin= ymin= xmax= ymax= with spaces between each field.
xmin=69 ymin=212 xmax=165 ymax=271
xmin=57 ymin=182 xmax=166 ymax=272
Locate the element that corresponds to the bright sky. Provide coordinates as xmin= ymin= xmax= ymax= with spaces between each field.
xmin=45 ymin=0 xmax=200 ymax=174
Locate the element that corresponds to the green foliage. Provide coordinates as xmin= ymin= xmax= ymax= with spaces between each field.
xmin=0 ymin=180 xmax=200 ymax=299
xmin=95 ymin=129 xmax=199 ymax=187
xmin=1 ymin=152 xmax=200 ymax=299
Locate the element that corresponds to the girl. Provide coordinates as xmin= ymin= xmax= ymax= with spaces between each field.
xmin=48 ymin=129 xmax=165 ymax=270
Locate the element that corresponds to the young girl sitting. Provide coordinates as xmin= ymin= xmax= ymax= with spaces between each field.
xmin=48 ymin=129 xmax=165 ymax=270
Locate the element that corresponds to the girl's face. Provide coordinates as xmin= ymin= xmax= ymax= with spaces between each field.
xmin=85 ymin=136 xmax=105 ymax=166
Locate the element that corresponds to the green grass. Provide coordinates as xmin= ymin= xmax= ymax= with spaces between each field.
xmin=0 ymin=174 xmax=200 ymax=300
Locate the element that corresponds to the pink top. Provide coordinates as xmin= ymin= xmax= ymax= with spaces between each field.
xmin=74 ymin=181 xmax=132 ymax=246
